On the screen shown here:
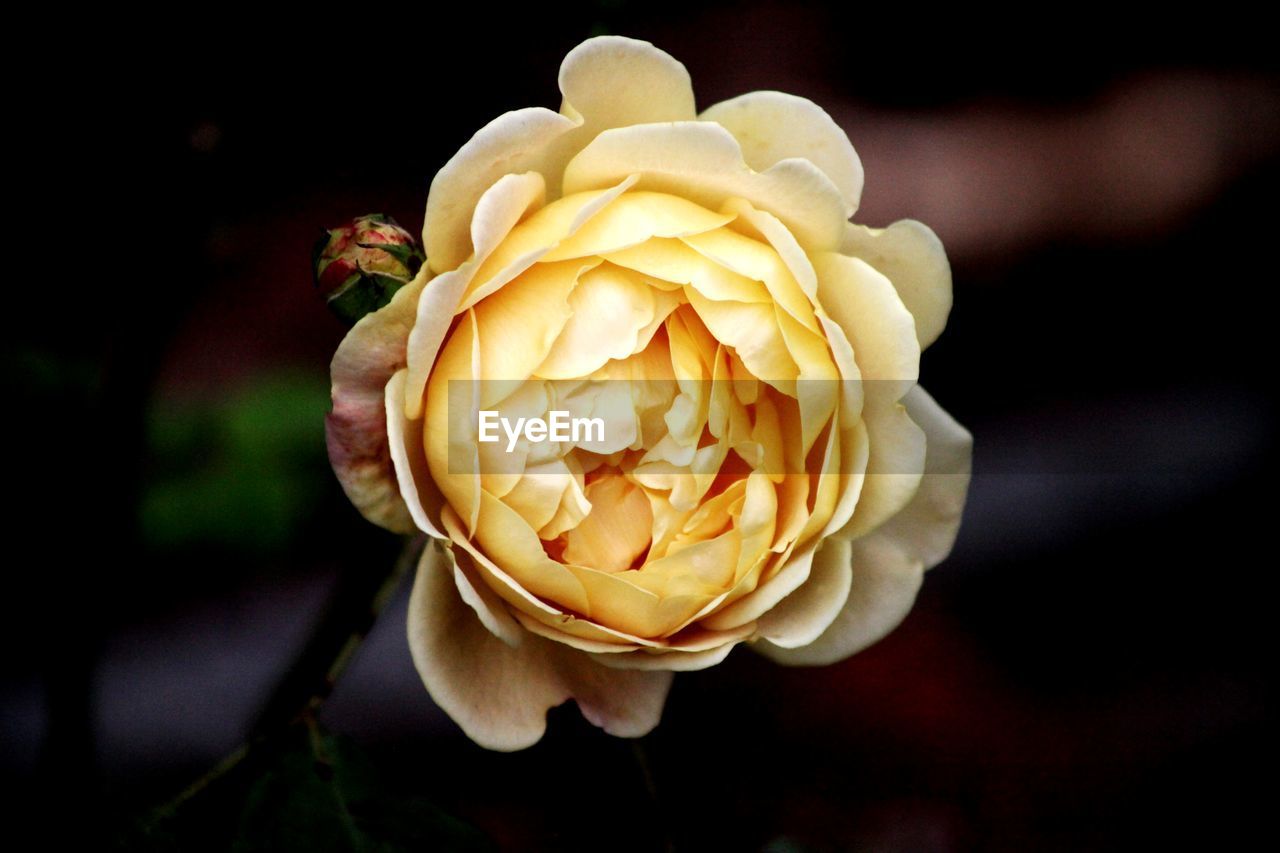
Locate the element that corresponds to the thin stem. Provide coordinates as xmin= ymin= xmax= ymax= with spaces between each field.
xmin=149 ymin=534 xmax=424 ymax=822
xmin=631 ymin=738 xmax=675 ymax=853
xmin=304 ymin=535 xmax=424 ymax=716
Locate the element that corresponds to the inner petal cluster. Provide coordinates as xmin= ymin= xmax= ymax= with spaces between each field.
xmin=424 ymin=189 xmax=862 ymax=642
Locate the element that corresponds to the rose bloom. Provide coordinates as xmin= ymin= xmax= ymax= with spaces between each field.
xmin=327 ymin=36 xmax=971 ymax=750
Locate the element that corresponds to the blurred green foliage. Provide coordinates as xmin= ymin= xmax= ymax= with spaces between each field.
xmin=141 ymin=371 xmax=333 ymax=553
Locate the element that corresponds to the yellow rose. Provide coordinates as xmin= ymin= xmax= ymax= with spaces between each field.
xmin=326 ymin=36 xmax=971 ymax=750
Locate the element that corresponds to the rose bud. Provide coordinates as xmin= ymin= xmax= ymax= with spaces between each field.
xmin=313 ymin=213 xmax=426 ymax=325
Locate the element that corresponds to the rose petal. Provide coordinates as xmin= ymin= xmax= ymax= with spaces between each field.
xmin=425 ymin=113 xmax=571 ymax=273
xmin=407 ymin=172 xmax=548 ymax=419
xmin=460 ymin=178 xmax=638 ymax=313
xmin=813 ymin=250 xmax=925 ymax=538
xmin=447 ymin=542 xmax=523 ymax=648
xmin=871 ymin=385 xmax=973 ymax=569
xmin=842 ymin=220 xmax=952 ymax=350
xmin=752 ymin=533 xmax=923 ymax=667
xmin=721 ymin=197 xmax=819 ymax=303
xmin=753 ymin=537 xmax=854 ymax=648
xmin=754 ymin=387 xmax=970 ymax=665
xmin=540 ymin=191 xmax=734 ymax=262
xmin=563 ymin=121 xmax=848 ymax=250
xmin=385 ymin=369 xmax=445 ymax=538
xmin=535 ymin=264 xmax=657 ymax=379
xmin=589 ymin=630 xmax=750 ymax=671
xmin=408 ymin=543 xmax=673 ymax=749
xmin=325 ymin=272 xmax=428 ymax=533
xmin=556 ymin=36 xmax=696 ymax=173
xmin=423 ymin=35 xmax=695 ymax=273
xmin=561 ymin=475 xmax=653 ymax=572
xmin=812 ymin=251 xmax=919 ymax=388
xmin=424 ymin=308 xmax=483 ymax=532
xmin=699 ymin=540 xmax=819 ymax=631
xmin=472 ymin=258 xmax=590 ymax=405
xmin=701 ymin=91 xmax=864 ymax=217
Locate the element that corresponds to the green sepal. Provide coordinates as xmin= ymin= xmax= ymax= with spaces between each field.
xmin=311 ymin=228 xmax=337 ymax=286
xmin=325 ymin=271 xmax=407 ymax=326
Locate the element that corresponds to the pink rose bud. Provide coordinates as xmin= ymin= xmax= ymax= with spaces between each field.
xmin=313 ymin=214 xmax=425 ymax=325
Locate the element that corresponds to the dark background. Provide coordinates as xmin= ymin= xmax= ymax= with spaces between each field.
xmin=6 ymin=2 xmax=1276 ymax=850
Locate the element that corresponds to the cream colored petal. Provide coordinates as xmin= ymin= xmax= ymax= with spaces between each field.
xmin=752 ymin=534 xmax=923 ymax=667
xmin=408 ymin=543 xmax=672 ymax=750
xmin=326 ymin=273 xmax=427 ymax=534
xmin=590 ymin=632 xmax=749 ymax=671
xmin=873 ymin=386 xmax=972 ymax=569
xmin=842 ymin=220 xmax=952 ymax=350
xmin=681 ymin=225 xmax=819 ymax=333
xmin=541 ymin=192 xmax=734 ymax=262
xmin=406 ymin=172 xmax=548 ymax=419
xmin=812 ymin=251 xmax=919 ymax=387
xmin=561 ymin=475 xmax=653 ymax=572
xmin=699 ymin=541 xmax=818 ymax=631
xmin=447 ymin=542 xmax=523 ymax=648
xmin=813 ymin=250 xmax=926 ymax=538
xmin=500 ymin=461 xmax=576 ymax=534
xmin=472 ymin=490 xmax=593 ymax=615
xmin=818 ymin=418 xmax=869 ymax=541
xmin=512 ymin=608 xmax=753 ymax=659
xmin=840 ymin=396 xmax=925 ymax=540
xmin=460 ymin=178 xmax=637 ymax=312
xmin=558 ymin=35 xmax=696 ymax=145
xmin=472 ymin=258 xmax=588 ymax=406
xmin=442 ymin=505 xmax=568 ymax=625
xmin=384 ymin=369 xmax=445 ymax=539
xmin=722 ymin=197 xmax=819 ymax=303
xmin=684 ymin=289 xmax=798 ymax=391
xmin=563 ymin=122 xmax=847 ymax=250
xmin=424 ymin=309 xmax=482 ymax=533
xmin=754 ymin=537 xmax=853 ymax=648
xmin=424 ymin=35 xmax=694 ymax=269
xmin=535 ymin=265 xmax=656 ymax=379
xmin=701 ymin=91 xmax=864 ymax=217
xmin=775 ymin=308 xmax=839 ymax=456
xmin=424 ymin=112 xmax=569 ymax=273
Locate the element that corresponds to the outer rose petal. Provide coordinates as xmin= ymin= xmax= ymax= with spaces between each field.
xmin=407 ymin=172 xmax=548 ymax=419
xmin=813 ymin=250 xmax=925 ymax=539
xmin=385 ymin=369 xmax=445 ymax=538
xmin=700 ymin=91 xmax=864 ymax=218
xmin=563 ymin=121 xmax=848 ymax=250
xmin=754 ymin=537 xmax=854 ymax=648
xmin=842 ymin=220 xmax=953 ymax=350
xmin=873 ymin=385 xmax=973 ymax=569
xmin=752 ymin=534 xmax=923 ymax=666
xmin=408 ymin=541 xmax=673 ymax=751
xmin=754 ymin=385 xmax=971 ymax=665
xmin=425 ymin=110 xmax=574 ymax=274
xmin=424 ymin=36 xmax=695 ymax=272
xmin=555 ymin=36 xmax=696 ymax=189
xmin=325 ymin=271 xmax=428 ymax=533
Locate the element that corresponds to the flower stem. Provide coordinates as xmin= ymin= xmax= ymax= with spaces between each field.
xmin=631 ymin=737 xmax=675 ymax=853
xmin=149 ymin=534 xmax=424 ymax=822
